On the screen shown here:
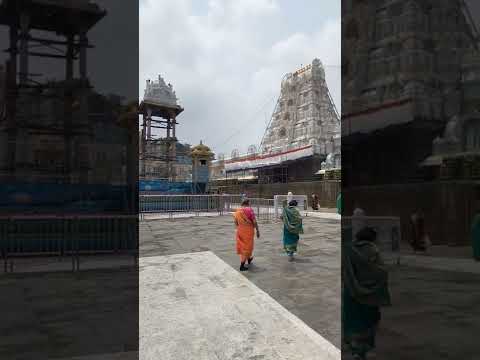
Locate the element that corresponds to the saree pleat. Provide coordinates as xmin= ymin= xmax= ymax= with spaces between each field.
xmin=282 ymin=206 xmax=303 ymax=254
xmin=234 ymin=208 xmax=255 ymax=257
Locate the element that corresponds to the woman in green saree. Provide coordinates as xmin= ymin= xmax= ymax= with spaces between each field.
xmin=336 ymin=192 xmax=342 ymax=215
xmin=343 ymin=227 xmax=391 ymax=359
xmin=281 ymin=200 xmax=304 ymax=261
xmin=471 ymin=213 xmax=480 ymax=261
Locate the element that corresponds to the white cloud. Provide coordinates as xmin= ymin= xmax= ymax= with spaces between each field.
xmin=140 ymin=0 xmax=340 ymax=156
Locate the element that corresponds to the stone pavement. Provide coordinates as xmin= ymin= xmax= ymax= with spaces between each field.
xmin=140 ymin=251 xmax=339 ymax=360
xmin=399 ymin=254 xmax=480 ymax=274
xmin=140 ymin=215 xmax=341 ymax=349
xmin=375 ymin=262 xmax=480 ymax=360
xmin=0 ymin=268 xmax=138 ymax=360
xmin=57 ymin=353 xmax=137 ymax=360
xmin=306 ymin=211 xmax=341 ymax=220
xmin=343 ymin=251 xmax=480 ymax=360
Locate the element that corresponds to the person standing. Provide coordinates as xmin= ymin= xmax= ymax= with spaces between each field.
xmin=410 ymin=210 xmax=431 ymax=252
xmin=352 ymin=203 xmax=366 ymax=240
xmin=287 ymin=191 xmax=293 ymax=203
xmin=282 ymin=191 xmax=294 ymax=209
xmin=233 ymin=198 xmax=260 ymax=271
xmin=471 ymin=211 xmax=480 ymax=261
xmin=336 ymin=192 xmax=342 ymax=215
xmin=343 ymin=227 xmax=391 ymax=360
xmin=281 ymin=199 xmax=304 ymax=261
xmin=311 ymin=193 xmax=319 ymax=211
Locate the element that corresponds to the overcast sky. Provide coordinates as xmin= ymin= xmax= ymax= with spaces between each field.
xmin=139 ymin=0 xmax=341 ymax=157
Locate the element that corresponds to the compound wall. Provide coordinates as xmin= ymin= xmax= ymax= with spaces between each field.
xmin=343 ymin=181 xmax=480 ymax=245
xmin=211 ymin=180 xmax=340 ymax=208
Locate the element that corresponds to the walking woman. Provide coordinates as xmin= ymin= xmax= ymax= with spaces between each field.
xmin=233 ymin=198 xmax=260 ymax=271
xmin=471 ymin=211 xmax=480 ymax=261
xmin=281 ymin=199 xmax=304 ymax=261
xmin=343 ymin=227 xmax=391 ymax=360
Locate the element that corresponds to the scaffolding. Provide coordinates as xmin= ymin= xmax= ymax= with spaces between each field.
xmin=0 ymin=0 xmax=106 ymax=183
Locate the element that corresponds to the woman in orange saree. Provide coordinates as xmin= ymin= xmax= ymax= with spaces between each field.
xmin=233 ymin=199 xmax=260 ymax=271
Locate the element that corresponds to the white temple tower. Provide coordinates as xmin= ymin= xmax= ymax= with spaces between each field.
xmin=260 ymin=58 xmax=340 ymax=155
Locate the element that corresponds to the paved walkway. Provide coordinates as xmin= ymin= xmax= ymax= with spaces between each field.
xmin=140 ymin=215 xmax=341 ymax=349
xmin=57 ymin=353 xmax=137 ymax=360
xmin=399 ymin=254 xmax=480 ymax=274
xmin=370 ymin=260 xmax=480 ymax=360
xmin=342 ymin=247 xmax=480 ymax=360
xmin=306 ymin=211 xmax=341 ymax=220
xmin=140 ymin=252 xmax=339 ymax=360
xmin=0 ymin=268 xmax=138 ymax=360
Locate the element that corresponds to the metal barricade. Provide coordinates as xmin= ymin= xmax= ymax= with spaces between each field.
xmin=273 ymin=194 xmax=308 ymax=219
xmin=0 ymin=215 xmax=138 ymax=273
xmin=139 ymin=194 xmax=275 ymax=222
xmin=228 ymin=197 xmax=275 ymax=223
xmin=342 ymin=216 xmax=402 ymax=265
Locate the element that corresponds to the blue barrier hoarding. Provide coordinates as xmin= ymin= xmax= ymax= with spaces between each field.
xmin=139 ymin=179 xmax=192 ymax=194
xmin=0 ymin=183 xmax=129 ymax=213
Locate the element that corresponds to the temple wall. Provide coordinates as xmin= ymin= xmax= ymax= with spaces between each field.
xmin=343 ymin=181 xmax=479 ymax=246
xmin=210 ymin=180 xmax=340 ymax=208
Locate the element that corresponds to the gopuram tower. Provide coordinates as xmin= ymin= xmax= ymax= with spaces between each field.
xmin=139 ymin=75 xmax=183 ymax=181
xmin=261 ymin=58 xmax=340 ymax=156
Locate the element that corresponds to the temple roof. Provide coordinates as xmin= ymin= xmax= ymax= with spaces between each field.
xmin=0 ymin=0 xmax=106 ymax=34
xmin=140 ymin=75 xmax=184 ymax=118
xmin=191 ymin=141 xmax=214 ymax=158
xmin=139 ymin=100 xmax=184 ymax=119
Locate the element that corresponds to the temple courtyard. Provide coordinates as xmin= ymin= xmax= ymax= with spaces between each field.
xmin=2 ymin=213 xmax=479 ymax=359
xmin=140 ymin=215 xmax=342 ymax=359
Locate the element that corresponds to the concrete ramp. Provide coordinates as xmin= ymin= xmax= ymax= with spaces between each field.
xmin=140 ymin=251 xmax=340 ymax=360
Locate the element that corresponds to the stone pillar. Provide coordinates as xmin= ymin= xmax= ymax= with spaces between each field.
xmin=79 ymin=32 xmax=88 ymax=80
xmin=19 ymin=12 xmax=29 ymax=86
xmin=147 ymin=116 xmax=151 ymax=140
xmin=172 ymin=116 xmax=176 ymax=138
xmin=79 ymin=31 xmax=91 ymax=181
xmin=6 ymin=26 xmax=18 ymax=176
xmin=141 ymin=113 xmax=147 ymax=177
xmin=171 ymin=117 xmax=176 ymax=181
xmin=64 ymin=34 xmax=75 ymax=183
xmin=66 ymin=34 xmax=74 ymax=81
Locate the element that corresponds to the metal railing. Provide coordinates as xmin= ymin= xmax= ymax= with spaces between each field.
xmin=246 ymin=198 xmax=275 ymax=223
xmin=139 ymin=194 xmax=275 ymax=222
xmin=342 ymin=216 xmax=402 ymax=265
xmin=274 ymin=195 xmax=308 ymax=219
xmin=0 ymin=215 xmax=138 ymax=273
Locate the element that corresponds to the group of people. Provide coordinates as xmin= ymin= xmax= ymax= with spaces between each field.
xmin=231 ymin=195 xmax=399 ymax=359
xmin=233 ymin=193 xmax=303 ymax=271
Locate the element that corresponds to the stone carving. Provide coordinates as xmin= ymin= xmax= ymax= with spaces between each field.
xmin=231 ymin=149 xmax=239 ymax=159
xmin=247 ymin=145 xmax=258 ymax=156
xmin=261 ymin=58 xmax=340 ymax=155
xmin=342 ymin=0 xmax=476 ymax=119
xmin=432 ymin=115 xmax=464 ymax=155
xmin=321 ymin=152 xmax=336 ymax=170
xmin=144 ymin=75 xmax=178 ymax=106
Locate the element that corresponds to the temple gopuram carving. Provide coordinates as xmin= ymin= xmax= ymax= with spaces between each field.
xmin=342 ymin=0 xmax=480 ymax=185
xmin=261 ymin=58 xmax=340 ymax=157
xmin=210 ymin=59 xmax=340 ymax=184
